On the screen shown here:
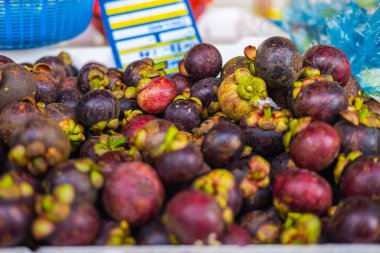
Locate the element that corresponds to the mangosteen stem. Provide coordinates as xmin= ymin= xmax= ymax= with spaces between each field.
xmin=244 ymin=45 xmax=257 ymax=60
xmin=263 ymin=105 xmax=272 ymax=119
xmin=109 ymin=136 xmax=127 ymax=149
xmin=153 ymin=61 xmax=167 ymax=71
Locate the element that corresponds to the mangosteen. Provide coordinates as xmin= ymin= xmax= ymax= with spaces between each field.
xmin=221 ymin=56 xmax=253 ymax=81
xmin=190 ymin=77 xmax=221 ymax=112
xmin=170 ymin=72 xmax=194 ymax=95
xmin=57 ymin=76 xmax=79 ymax=92
xmin=122 ymin=110 xmax=156 ymax=141
xmin=102 ymin=161 xmax=164 ymax=227
xmin=8 ymin=117 xmax=71 ymax=176
xmin=77 ymin=63 xmax=110 ymax=93
xmin=56 ymin=89 xmax=84 ymax=108
xmin=219 ymin=224 xmax=251 ymax=246
xmin=303 ymin=45 xmax=351 ymax=86
xmin=163 ymin=189 xmax=225 ymax=245
xmin=32 ymin=63 xmax=57 ymax=104
xmin=123 ymin=58 xmax=166 ymax=87
xmin=254 ymin=36 xmax=302 ymax=90
xmin=273 ymin=168 xmax=333 ymax=216
xmin=0 ymin=63 xmax=36 ymax=111
xmin=328 ymin=196 xmax=380 ymax=243
xmin=32 ymin=184 xmax=100 ymax=245
xmin=136 ymin=219 xmax=169 ymax=245
xmin=180 ymin=43 xmax=222 ymax=81
xmin=202 ymin=121 xmax=245 ymax=167
xmin=35 ymin=56 xmax=67 ymax=85
xmin=239 ymin=210 xmax=282 ymax=244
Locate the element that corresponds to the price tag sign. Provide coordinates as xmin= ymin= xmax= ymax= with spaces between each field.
xmin=99 ymin=0 xmax=202 ymax=73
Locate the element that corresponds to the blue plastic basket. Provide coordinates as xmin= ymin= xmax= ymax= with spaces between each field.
xmin=0 ymin=0 xmax=94 ymax=49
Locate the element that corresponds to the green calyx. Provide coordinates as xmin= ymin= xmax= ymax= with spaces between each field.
xmin=292 ymin=75 xmax=331 ymax=100
xmin=235 ymin=68 xmax=268 ymax=104
xmin=283 ymin=117 xmax=312 ymax=152
xmin=74 ymin=159 xmax=104 ymax=189
xmin=174 ymin=91 xmax=203 ymax=112
xmin=340 ymin=97 xmax=380 ymax=128
xmin=151 ymin=125 xmax=189 ymax=159
xmin=88 ymin=69 xmax=110 ymax=90
xmin=193 ymin=169 xmax=235 ymax=225
xmin=334 ymin=151 xmax=363 ymax=184
xmin=106 ymin=221 xmax=136 ymax=246
xmin=8 ymin=143 xmax=64 ymax=176
xmin=239 ymin=155 xmax=270 ymax=198
xmin=281 ymin=213 xmax=321 ymax=245
xmin=245 ymin=105 xmax=290 ymax=132
xmin=90 ymin=118 xmax=121 ymax=135
xmin=122 ymin=109 xmax=144 ymax=126
xmin=0 ymin=173 xmax=34 ymax=201
xmin=124 ymin=86 xmax=137 ymax=99
xmin=32 ymin=184 xmax=75 ymax=240
xmin=94 ymin=134 xmax=127 ymax=157
xmin=59 ymin=119 xmax=86 ymax=150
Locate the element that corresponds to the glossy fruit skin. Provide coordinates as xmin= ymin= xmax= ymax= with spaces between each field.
xmin=35 ymin=56 xmax=67 ymax=85
xmin=42 ymin=201 xmax=100 ymax=246
xmin=45 ymin=103 xmax=77 ymax=122
xmin=0 ymin=200 xmax=32 ymax=246
xmin=254 ymin=36 xmax=302 ymax=90
xmin=340 ymin=156 xmax=380 ymax=200
xmin=293 ymin=80 xmax=348 ymax=122
xmin=164 ymin=190 xmax=225 ymax=244
xmin=137 ymin=220 xmax=169 ymax=245
xmin=184 ymin=43 xmax=223 ymax=81
xmin=240 ymin=124 xmax=284 ymax=158
xmin=328 ymin=196 xmax=380 ymax=243
xmin=0 ymin=64 xmax=36 ymax=111
xmin=303 ymin=45 xmax=351 ymax=86
xmin=137 ymin=77 xmax=177 ymax=115
xmin=219 ymin=224 xmax=251 ymax=245
xmin=122 ymin=114 xmax=156 ymax=141
xmin=163 ymin=100 xmax=201 ymax=132
xmin=289 ymin=122 xmax=340 ymax=171
xmin=154 ymin=144 xmax=203 ymax=185
xmin=103 ymin=162 xmax=164 ymax=227
xmin=273 ymin=168 xmax=333 ymax=215
xmin=190 ymin=77 xmax=221 ymax=108
xmin=202 ymin=122 xmax=245 ymax=168
xmin=96 ymin=150 xmax=142 ymax=178
xmin=239 ymin=210 xmax=282 ymax=244
xmin=33 ymin=71 xmax=57 ymax=104
xmin=169 ymin=73 xmax=194 ymax=95
xmin=334 ymin=120 xmax=380 ymax=155
xmin=77 ymin=89 xmax=120 ymax=128
xmin=0 ymin=102 xmax=41 ymax=144
xmin=56 ymin=89 xmax=84 ymax=108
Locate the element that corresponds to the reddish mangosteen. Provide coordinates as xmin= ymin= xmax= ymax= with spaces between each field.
xmin=202 ymin=121 xmax=245 ymax=168
xmin=219 ymin=224 xmax=251 ymax=245
xmin=137 ymin=76 xmax=177 ymax=115
xmin=169 ymin=72 xmax=194 ymax=95
xmin=44 ymin=159 xmax=104 ymax=203
xmin=77 ymin=89 xmax=120 ymax=134
xmin=0 ymin=63 xmax=36 ymax=111
xmin=328 ymin=196 xmax=380 ymax=243
xmin=8 ymin=117 xmax=71 ymax=176
xmin=155 ymin=144 xmax=204 ymax=186
xmin=239 ymin=210 xmax=282 ymax=244
xmin=121 ymin=110 xmax=156 ymax=141
xmin=291 ymin=78 xmax=348 ymax=122
xmin=95 ymin=220 xmax=135 ymax=246
xmin=284 ymin=118 xmax=341 ymax=171
xmin=303 ymin=45 xmax=351 ymax=86
xmin=240 ymin=105 xmax=290 ymax=158
xmin=273 ymin=168 xmax=333 ymax=216
xmin=180 ymin=43 xmax=222 ymax=81
xmin=254 ymin=36 xmax=302 ymax=90
xmin=102 ymin=161 xmax=164 ymax=227
xmin=163 ymin=189 xmax=226 ymax=245
xmin=0 ymin=101 xmax=42 ymax=144
xmin=32 ymin=184 xmax=100 ymax=246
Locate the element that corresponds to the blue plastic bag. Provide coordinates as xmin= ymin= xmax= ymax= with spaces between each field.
xmin=284 ymin=0 xmax=380 ymax=101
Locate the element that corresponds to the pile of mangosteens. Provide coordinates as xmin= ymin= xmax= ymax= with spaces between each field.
xmin=0 ymin=36 xmax=380 ymax=248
